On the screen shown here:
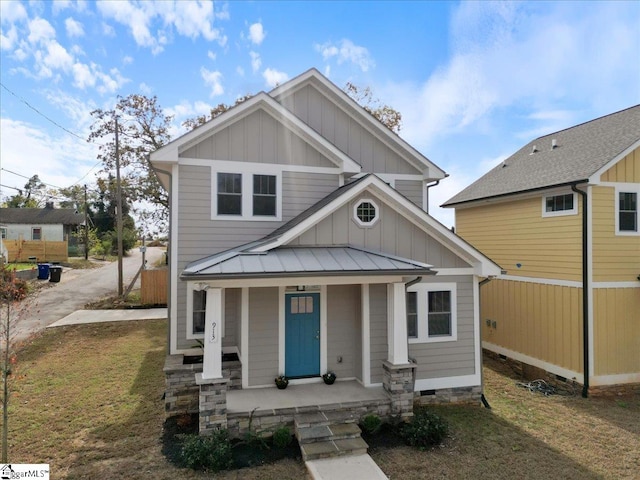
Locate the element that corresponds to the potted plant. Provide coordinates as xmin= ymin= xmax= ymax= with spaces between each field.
xmin=275 ymin=375 xmax=289 ymax=390
xmin=322 ymin=371 xmax=337 ymax=385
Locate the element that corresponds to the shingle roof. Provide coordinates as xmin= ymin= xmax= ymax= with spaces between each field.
xmin=0 ymin=208 xmax=84 ymax=225
xmin=182 ymin=246 xmax=434 ymax=280
xmin=443 ymin=105 xmax=640 ymax=207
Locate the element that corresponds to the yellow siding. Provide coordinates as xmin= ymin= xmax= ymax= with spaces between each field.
xmin=482 ymin=279 xmax=583 ymax=373
xmin=599 ymin=147 xmax=640 ymax=182
xmin=593 ymin=288 xmax=640 ymax=375
xmin=592 ymin=186 xmax=640 ymax=282
xmin=456 ymin=196 xmax=583 ymax=282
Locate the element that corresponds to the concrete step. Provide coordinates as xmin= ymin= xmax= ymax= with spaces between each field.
xmin=300 ymin=437 xmax=369 ymax=462
xmin=297 ymin=422 xmax=361 ymax=444
xmin=295 ymin=411 xmax=359 ymax=429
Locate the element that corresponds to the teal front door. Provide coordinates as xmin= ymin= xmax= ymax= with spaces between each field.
xmin=285 ymin=293 xmax=320 ymax=378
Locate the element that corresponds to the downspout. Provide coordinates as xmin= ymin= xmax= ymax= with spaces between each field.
xmin=571 ymin=183 xmax=589 ymax=398
xmin=148 ymin=158 xmax=173 ymax=349
xmin=478 ymin=276 xmax=495 ymax=409
xmin=424 ymin=180 xmax=440 ymax=214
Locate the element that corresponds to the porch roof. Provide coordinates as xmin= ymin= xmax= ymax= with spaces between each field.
xmin=181 ymin=245 xmax=434 ymax=280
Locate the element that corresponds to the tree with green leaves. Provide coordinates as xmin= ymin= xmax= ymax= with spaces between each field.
xmin=3 ymin=175 xmax=47 ymax=208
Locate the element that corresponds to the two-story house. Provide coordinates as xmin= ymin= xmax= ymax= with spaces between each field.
xmin=443 ymin=105 xmax=640 ymax=396
xmin=150 ymin=69 xmax=501 ymax=438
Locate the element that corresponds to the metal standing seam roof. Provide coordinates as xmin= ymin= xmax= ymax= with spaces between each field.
xmin=443 ymin=105 xmax=640 ymax=207
xmin=181 ymin=246 xmax=434 ymax=279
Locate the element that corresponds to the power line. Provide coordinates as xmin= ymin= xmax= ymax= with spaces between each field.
xmin=1 ymin=168 xmax=64 ymax=190
xmin=0 ymin=81 xmax=88 ymax=142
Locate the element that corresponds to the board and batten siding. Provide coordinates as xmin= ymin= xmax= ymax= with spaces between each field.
xmin=593 ymin=287 xmax=640 ymax=376
xmin=180 ymin=109 xmax=336 ymax=168
xmin=455 ymin=196 xmax=583 ymax=282
xmin=395 ymin=180 xmax=424 ymax=208
xmin=369 ymin=284 xmax=388 ymax=384
xmin=175 ymin=164 xmax=339 ymax=350
xmin=247 ymin=287 xmax=279 ymax=387
xmin=599 ymin=147 xmax=640 ymax=183
xmin=289 ymin=192 xmax=469 ymax=269
xmin=327 ymin=285 xmax=361 ymax=380
xmin=278 ymin=83 xmax=422 ymax=175
xmin=482 ymin=279 xmax=583 ymax=374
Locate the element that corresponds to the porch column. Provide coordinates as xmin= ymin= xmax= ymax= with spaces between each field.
xmin=202 ymin=287 xmax=223 ymax=380
xmin=387 ymin=282 xmax=409 ymax=365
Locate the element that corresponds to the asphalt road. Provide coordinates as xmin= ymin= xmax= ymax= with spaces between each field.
xmin=12 ymin=246 xmax=165 ymax=342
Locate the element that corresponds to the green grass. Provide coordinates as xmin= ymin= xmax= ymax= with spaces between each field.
xmin=3 ymin=262 xmax=37 ymax=271
xmin=3 ymin=322 xmax=639 ymax=479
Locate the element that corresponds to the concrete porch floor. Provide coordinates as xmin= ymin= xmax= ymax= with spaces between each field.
xmin=227 ymin=380 xmax=389 ymax=414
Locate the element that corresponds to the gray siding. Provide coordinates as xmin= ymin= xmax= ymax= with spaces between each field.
xmin=409 ymin=275 xmax=476 ymax=380
xmin=369 ymin=284 xmax=388 ymax=384
xmin=289 ymin=192 xmax=470 ymax=269
xmin=279 ymin=84 xmax=422 ymax=175
xmin=327 ymin=285 xmax=360 ymax=380
xmin=181 ymin=110 xmax=336 ymax=168
xmin=248 ymin=287 xmax=279 ymax=386
xmin=395 ymin=180 xmax=424 ymax=208
xmin=223 ymin=288 xmax=240 ymax=348
xmin=175 ymin=165 xmax=339 ymax=349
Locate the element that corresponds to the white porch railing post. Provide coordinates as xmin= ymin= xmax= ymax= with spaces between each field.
xmin=387 ymin=282 xmax=409 ymax=365
xmin=202 ymin=287 xmax=223 ymax=379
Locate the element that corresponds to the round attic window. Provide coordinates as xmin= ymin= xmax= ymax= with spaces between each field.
xmin=354 ymin=199 xmax=379 ymax=226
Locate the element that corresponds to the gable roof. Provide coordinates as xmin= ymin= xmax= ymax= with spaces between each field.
xmin=0 ymin=207 xmax=83 ymax=225
xmin=270 ymin=68 xmax=447 ymax=181
xmin=149 ymin=91 xmax=361 ymax=173
xmin=443 ymin=105 xmax=640 ymax=207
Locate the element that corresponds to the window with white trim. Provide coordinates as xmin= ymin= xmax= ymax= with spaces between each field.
xmin=186 ymin=283 xmax=226 ymax=340
xmin=32 ymin=227 xmax=42 ymax=240
xmin=407 ymin=282 xmax=457 ymax=343
xmin=192 ymin=290 xmax=206 ymax=335
xmin=212 ymin=170 xmax=281 ymax=220
xmin=1 ymin=228 xmax=6 ymax=239
xmin=353 ymin=199 xmax=379 ymax=227
xmin=542 ymin=193 xmax=577 ymax=217
xmin=616 ymin=186 xmax=639 ymax=234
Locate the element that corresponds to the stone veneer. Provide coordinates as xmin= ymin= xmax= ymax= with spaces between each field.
xmin=382 ymin=361 xmax=417 ymax=420
xmin=196 ymin=374 xmax=229 ymax=434
xmin=414 ymin=385 xmax=482 ymax=405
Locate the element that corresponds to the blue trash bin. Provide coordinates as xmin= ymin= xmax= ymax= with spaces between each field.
xmin=37 ymin=263 xmax=50 ymax=280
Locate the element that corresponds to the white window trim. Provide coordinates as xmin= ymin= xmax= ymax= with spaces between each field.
xmin=186 ymin=282 xmax=225 ymax=340
xmin=211 ymin=167 xmax=282 ymax=221
xmin=353 ymin=198 xmax=380 ymax=227
xmin=407 ymin=282 xmax=457 ymax=344
xmin=541 ymin=192 xmax=578 ymax=217
xmin=615 ymin=184 xmax=640 ymax=236
xmin=0 ymin=227 xmax=6 ymax=239
xmin=32 ymin=226 xmax=42 ymax=240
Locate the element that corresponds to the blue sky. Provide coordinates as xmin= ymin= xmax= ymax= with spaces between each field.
xmin=1 ymin=0 xmax=639 ymax=227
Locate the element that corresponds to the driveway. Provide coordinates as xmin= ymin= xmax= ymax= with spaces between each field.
xmin=12 ymin=246 xmax=166 ymax=342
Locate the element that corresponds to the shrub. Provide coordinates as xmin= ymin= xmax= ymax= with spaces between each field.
xmin=272 ymin=426 xmax=293 ymax=449
xmin=360 ymin=414 xmax=382 ymax=435
xmin=401 ymin=409 xmax=449 ymax=449
xmin=179 ymin=430 xmax=233 ymax=471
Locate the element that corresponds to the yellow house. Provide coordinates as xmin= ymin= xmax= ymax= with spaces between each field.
xmin=443 ymin=105 xmax=640 ymax=396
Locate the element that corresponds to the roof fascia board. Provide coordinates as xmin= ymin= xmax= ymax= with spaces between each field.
xmin=150 ymin=92 xmax=361 ymax=173
xmin=270 ymin=69 xmax=446 ymax=180
xmin=181 ymin=268 xmax=433 ymax=282
xmin=443 ymin=180 xmax=589 ymax=209
xmin=254 ymin=175 xmax=501 ymax=276
xmin=588 ymin=139 xmax=640 ymax=184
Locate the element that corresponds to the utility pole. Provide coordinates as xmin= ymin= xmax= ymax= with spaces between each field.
xmin=84 ymin=184 xmax=89 ymax=260
xmin=115 ymin=115 xmax=124 ymax=297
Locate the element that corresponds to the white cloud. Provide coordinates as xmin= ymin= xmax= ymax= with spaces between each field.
xmin=315 ymin=39 xmax=374 ymax=72
xmin=236 ymin=65 xmax=245 ymax=76
xmin=0 ymin=1 xmax=28 ymax=24
xmin=201 ymin=68 xmax=224 ymax=96
xmin=102 ymin=22 xmax=115 ymax=36
xmin=139 ymin=82 xmax=152 ymax=95
xmin=27 ymin=17 xmax=56 ymax=44
xmin=207 ymin=50 xmax=216 ymax=61
xmin=249 ymin=51 xmax=261 ymax=73
xmin=52 ymin=0 xmax=72 ymax=15
xmin=72 ymin=61 xmax=95 ymax=88
xmin=0 ymin=24 xmax=18 ymax=50
xmin=122 ymin=55 xmax=134 ymax=65
xmin=248 ymin=22 xmax=265 ymax=45
xmin=65 ymin=17 xmax=84 ymax=37
xmin=262 ymin=68 xmax=288 ymax=88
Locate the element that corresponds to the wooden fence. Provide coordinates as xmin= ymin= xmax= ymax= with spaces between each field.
xmin=141 ymin=268 xmax=168 ymax=305
xmin=4 ymin=239 xmax=68 ymax=263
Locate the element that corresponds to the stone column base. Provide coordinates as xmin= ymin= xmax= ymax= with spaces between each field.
xmin=382 ymin=360 xmax=417 ymax=420
xmin=196 ymin=373 xmax=229 ymax=435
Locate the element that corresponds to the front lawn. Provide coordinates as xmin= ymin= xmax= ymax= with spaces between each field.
xmin=3 ymin=321 xmax=639 ymax=479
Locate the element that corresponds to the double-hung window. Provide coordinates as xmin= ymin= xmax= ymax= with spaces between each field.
xmin=32 ymin=227 xmax=42 ymax=240
xmin=616 ymin=185 xmax=639 ymax=234
xmin=407 ymin=283 xmax=457 ymax=343
xmin=213 ymin=170 xmax=280 ymax=220
xmin=192 ymin=290 xmax=206 ymax=335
